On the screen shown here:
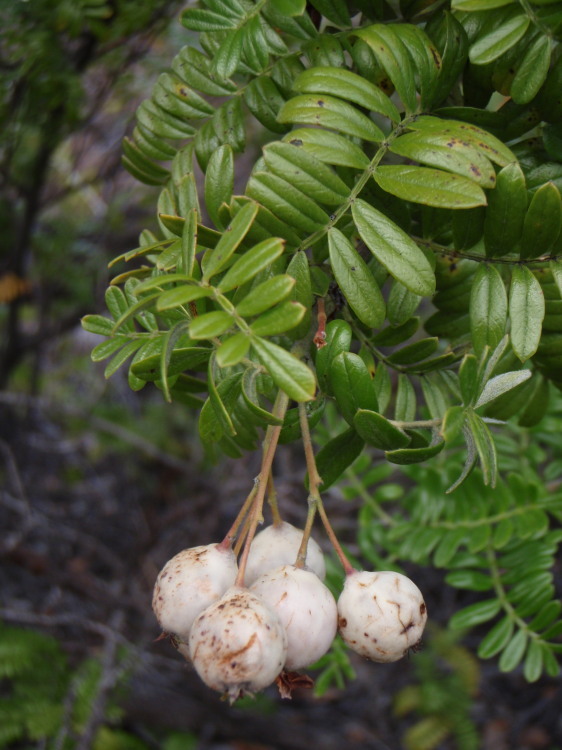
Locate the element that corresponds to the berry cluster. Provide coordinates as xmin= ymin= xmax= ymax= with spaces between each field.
xmin=152 ymin=521 xmax=427 ymax=702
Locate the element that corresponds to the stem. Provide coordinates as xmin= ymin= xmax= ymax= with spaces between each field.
xmin=414 ymin=235 xmax=562 ymax=266
xmin=267 ymin=472 xmax=283 ymax=527
xmin=295 ymin=496 xmax=317 ymax=569
xmin=297 ymin=403 xmax=355 ymax=575
xmin=235 ymin=390 xmax=289 ymax=586
xmin=313 ymin=298 xmax=328 ymax=349
xmin=295 ymin=116 xmax=414 ymax=255
xmin=220 ymin=482 xmax=258 ymax=549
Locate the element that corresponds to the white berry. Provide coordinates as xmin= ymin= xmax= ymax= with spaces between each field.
xmin=152 ymin=543 xmax=238 ymax=643
xmin=244 ymin=522 xmax=326 ymax=585
xmin=251 ymin=564 xmax=337 ymax=670
xmin=189 ymin=586 xmax=287 ymax=701
xmin=337 ymin=570 xmax=427 ymax=663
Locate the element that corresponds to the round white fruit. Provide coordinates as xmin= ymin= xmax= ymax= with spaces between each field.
xmin=244 ymin=522 xmax=326 ymax=586
xmin=337 ymin=570 xmax=427 ymax=663
xmin=189 ymin=586 xmax=288 ymax=701
xmin=251 ymin=564 xmax=338 ymax=670
xmin=152 ymin=543 xmax=238 ymax=642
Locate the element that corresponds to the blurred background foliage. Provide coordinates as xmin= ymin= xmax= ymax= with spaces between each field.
xmin=1 ymin=2 xmax=561 ymax=749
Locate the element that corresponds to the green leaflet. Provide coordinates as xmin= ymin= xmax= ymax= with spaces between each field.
xmin=217 ymin=238 xmax=286 ymax=293
xmin=307 ymin=0 xmax=351 ymax=26
xmin=250 ymin=300 xmax=306 ymax=336
xmin=131 ymin=341 xmax=211 ymax=381
xmin=354 ymin=25 xmax=418 ymax=113
xmin=199 ymin=370 xmax=241 ymax=444
xmin=387 ymin=282 xmax=421 ymax=326
xmin=386 ymin=440 xmax=445 ymax=465
xmin=241 ymin=368 xmax=284 ymax=426
xmin=327 ymin=228 xmax=386 ymax=328
xmin=387 ymin=338 xmax=439 ymax=365
xmin=156 ymin=285 xmax=214 ymax=311
xmin=251 ymin=336 xmax=316 ymax=401
xmin=273 ymin=0 xmax=306 ymax=15
xmin=189 ymin=310 xmax=233 ymax=339
xmin=353 ymin=409 xmax=410 ymax=450
xmin=466 ymin=409 xmax=497 ymax=487
xmin=452 ymin=0 xmax=515 ymax=8
xmin=469 ymin=10 xmax=530 ymax=65
xmin=478 ymin=616 xmax=514 ymax=659
xmin=549 ymin=260 xmax=562 ymax=297
xmin=202 ymin=201 xmax=258 ymax=281
xmin=283 ymin=128 xmax=370 ymax=169
xmin=520 ymin=182 xmax=562 ymax=260
xmin=442 ymin=405 xmax=466 ymax=442
xmin=311 ymin=427 xmax=365 ymax=490
xmin=315 ymin=318 xmax=353 ymax=394
xmin=476 ymin=370 xmax=533 ymax=408
xmin=510 ymin=266 xmax=545 ymax=362
xmin=425 ymin=12 xmax=469 ymax=107
xmin=110 ymin=293 xmax=160 ymax=334
xmin=523 ymin=640 xmax=544 ymax=682
xmin=484 ymin=162 xmax=527 ymax=258
xmin=331 ymin=351 xmax=379 ymax=426
xmin=511 ymin=34 xmax=551 ymax=105
xmin=263 ymin=142 xmax=349 ymax=206
xmin=82 ymin=314 xmax=115 ymax=337
xmin=181 ymin=7 xmax=239 ymax=32
xmin=470 ymin=265 xmax=508 ymax=356
xmin=396 ymin=23 xmax=442 ymax=110
xmin=213 ymin=29 xmax=245 ymax=79
xmin=292 ymin=65 xmax=400 ymax=122
xmin=374 ymin=165 xmax=487 ymax=208
xmin=246 ymin=171 xmax=330 ymax=234
xmin=395 ymin=374 xmax=416 ymax=422
xmin=180 ymin=208 xmax=197 ymax=277
xmin=450 ymin=598 xmax=502 ymax=630
xmin=407 ymin=115 xmax=515 ymax=166
xmin=277 ymin=94 xmax=385 ymax=142
xmin=373 ymin=317 xmax=420 ymax=346
xmin=91 ymin=336 xmax=132 ymax=363
xmin=204 ymin=145 xmax=234 ymax=229
xmin=390 ymin=131 xmax=496 ymax=187
xmin=105 ymin=286 xmax=134 ymax=330
xmin=286 ymin=250 xmax=312 ymax=339
xmin=216 ymin=333 xmax=250 ymax=368
xmin=155 ymin=72 xmax=215 ymax=118
xmin=352 ymin=199 xmax=435 ymax=296
xmin=244 ymin=76 xmax=288 ymax=134
xmin=136 ymin=100 xmax=196 ymax=140
xmin=235 ymin=274 xmax=296 ymax=317
xmin=172 ymin=45 xmax=237 ymax=96
xmin=122 ymin=138 xmax=168 ymax=184
xmin=499 ymin=630 xmax=528 ymax=672
xmin=212 ymin=98 xmax=245 ymax=151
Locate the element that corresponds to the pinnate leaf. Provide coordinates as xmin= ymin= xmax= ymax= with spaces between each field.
xmin=352 ymin=199 xmax=435 ymax=296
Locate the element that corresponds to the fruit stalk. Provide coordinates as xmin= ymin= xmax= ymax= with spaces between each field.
xmin=235 ymin=389 xmax=289 ymax=586
xmin=297 ymin=402 xmax=354 ymax=576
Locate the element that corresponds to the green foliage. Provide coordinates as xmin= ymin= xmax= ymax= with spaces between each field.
xmin=393 ymin=628 xmax=480 ymax=750
xmin=85 ymin=0 xmax=562 ymax=684
xmin=0 ymin=622 xmax=152 ymax=750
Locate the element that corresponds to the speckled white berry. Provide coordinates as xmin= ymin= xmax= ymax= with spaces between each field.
xmin=189 ymin=586 xmax=288 ymax=702
xmin=244 ymin=522 xmax=326 ymax=585
xmin=152 ymin=543 xmax=238 ymax=642
xmin=337 ymin=570 xmax=427 ymax=663
xmin=250 ymin=564 xmax=338 ymax=670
